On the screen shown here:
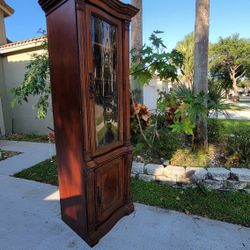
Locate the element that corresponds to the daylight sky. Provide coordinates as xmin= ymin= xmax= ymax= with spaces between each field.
xmin=4 ymin=0 xmax=250 ymax=50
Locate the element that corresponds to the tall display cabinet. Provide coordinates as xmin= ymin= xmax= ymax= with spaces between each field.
xmin=38 ymin=0 xmax=138 ymax=246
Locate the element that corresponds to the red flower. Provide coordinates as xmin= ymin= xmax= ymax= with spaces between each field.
xmin=48 ymin=131 xmax=55 ymax=138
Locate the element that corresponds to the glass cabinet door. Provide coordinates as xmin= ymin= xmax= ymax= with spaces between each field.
xmin=87 ymin=8 xmax=123 ymax=155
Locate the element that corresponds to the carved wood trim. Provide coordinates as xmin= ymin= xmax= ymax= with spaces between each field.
xmin=39 ymin=0 xmax=139 ymax=19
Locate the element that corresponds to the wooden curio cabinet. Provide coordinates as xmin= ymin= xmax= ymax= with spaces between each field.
xmin=38 ymin=0 xmax=138 ymax=246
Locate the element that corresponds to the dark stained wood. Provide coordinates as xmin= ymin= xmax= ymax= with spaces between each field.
xmin=39 ymin=0 xmax=138 ymax=247
xmin=39 ymin=0 xmax=138 ymax=19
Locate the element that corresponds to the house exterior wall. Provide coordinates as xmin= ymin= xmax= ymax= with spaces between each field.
xmin=143 ymin=78 xmax=172 ymax=111
xmin=1 ymin=46 xmax=53 ymax=135
xmin=0 ymin=54 xmax=12 ymax=134
xmin=0 ymin=10 xmax=6 ymax=45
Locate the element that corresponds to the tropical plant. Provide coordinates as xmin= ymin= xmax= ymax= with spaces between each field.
xmin=130 ymin=31 xmax=183 ymax=85
xmin=11 ymin=33 xmax=50 ymax=119
xmin=176 ymin=32 xmax=195 ymax=89
xmin=207 ymin=80 xmax=230 ymax=117
xmin=169 ymin=85 xmax=207 ymax=142
xmin=130 ymin=101 xmax=151 ymax=143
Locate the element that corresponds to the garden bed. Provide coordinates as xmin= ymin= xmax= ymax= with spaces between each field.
xmin=132 ymin=162 xmax=250 ymax=192
xmin=0 ymin=150 xmax=21 ymax=161
xmin=133 ymin=119 xmax=250 ymax=169
xmin=1 ymin=133 xmax=50 ymax=143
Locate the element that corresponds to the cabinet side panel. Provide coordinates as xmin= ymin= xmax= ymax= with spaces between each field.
xmin=46 ymin=0 xmax=87 ymax=234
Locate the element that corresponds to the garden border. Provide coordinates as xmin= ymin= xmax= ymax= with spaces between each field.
xmin=132 ymin=162 xmax=250 ymax=193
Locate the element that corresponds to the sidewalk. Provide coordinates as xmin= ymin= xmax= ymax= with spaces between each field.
xmin=0 ymin=140 xmax=55 ymax=175
xmin=0 ymin=140 xmax=250 ymax=250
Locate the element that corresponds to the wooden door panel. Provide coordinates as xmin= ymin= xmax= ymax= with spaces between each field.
xmin=95 ymin=158 xmax=124 ymax=223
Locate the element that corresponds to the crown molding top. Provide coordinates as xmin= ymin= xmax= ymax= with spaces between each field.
xmin=38 ymin=0 xmax=138 ymax=20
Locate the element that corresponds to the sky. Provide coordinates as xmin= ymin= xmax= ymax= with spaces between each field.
xmin=4 ymin=0 xmax=250 ymax=50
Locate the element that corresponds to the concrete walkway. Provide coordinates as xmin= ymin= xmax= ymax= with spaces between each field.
xmin=210 ymin=110 xmax=250 ymax=120
xmin=0 ymin=140 xmax=250 ymax=250
xmin=209 ymin=101 xmax=250 ymax=120
xmin=0 ymin=140 xmax=56 ymax=175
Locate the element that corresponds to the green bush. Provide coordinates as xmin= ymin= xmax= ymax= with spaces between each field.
xmin=207 ymin=119 xmax=226 ymax=143
xmin=133 ymin=126 xmax=184 ymax=163
xmin=225 ymin=127 xmax=250 ymax=167
xmin=151 ymin=128 xmax=184 ymax=160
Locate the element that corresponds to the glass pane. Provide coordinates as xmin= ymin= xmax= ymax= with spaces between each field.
xmin=91 ymin=15 xmax=119 ymax=149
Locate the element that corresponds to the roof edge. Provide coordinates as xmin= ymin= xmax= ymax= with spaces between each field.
xmin=0 ymin=36 xmax=46 ymax=54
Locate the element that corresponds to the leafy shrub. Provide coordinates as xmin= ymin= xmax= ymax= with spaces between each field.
xmin=133 ymin=126 xmax=184 ymax=162
xmin=225 ymin=127 xmax=250 ymax=167
xmin=207 ymin=119 xmax=226 ymax=143
xmin=151 ymin=128 xmax=184 ymax=160
xmin=130 ymin=101 xmax=151 ymax=143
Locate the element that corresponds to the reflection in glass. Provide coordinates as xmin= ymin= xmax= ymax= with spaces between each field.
xmin=91 ymin=15 xmax=118 ymax=148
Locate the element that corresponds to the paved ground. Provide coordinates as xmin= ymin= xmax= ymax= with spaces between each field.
xmin=210 ymin=110 xmax=250 ymax=120
xmin=209 ymin=101 xmax=250 ymax=120
xmin=0 ymin=140 xmax=55 ymax=175
xmin=0 ymin=140 xmax=250 ymax=250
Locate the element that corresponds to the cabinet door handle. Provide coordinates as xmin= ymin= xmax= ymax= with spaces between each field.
xmin=97 ymin=186 xmax=102 ymax=206
xmin=89 ymin=72 xmax=95 ymax=98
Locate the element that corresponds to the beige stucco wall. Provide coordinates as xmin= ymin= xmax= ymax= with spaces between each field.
xmin=0 ymin=10 xmax=6 ymax=45
xmin=0 ymin=54 xmax=11 ymax=134
xmin=1 ymin=46 xmax=53 ymax=135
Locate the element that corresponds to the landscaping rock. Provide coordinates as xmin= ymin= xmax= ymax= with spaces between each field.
xmin=164 ymin=166 xmax=185 ymax=181
xmin=244 ymin=189 xmax=250 ymax=195
xmin=226 ymin=180 xmax=248 ymax=190
xmin=203 ymin=180 xmax=223 ymax=190
xmin=131 ymin=173 xmax=137 ymax=179
xmin=145 ymin=164 xmax=164 ymax=176
xmin=138 ymin=174 xmax=155 ymax=182
xmin=207 ymin=167 xmax=230 ymax=181
xmin=231 ymin=168 xmax=250 ymax=183
xmin=155 ymin=175 xmax=176 ymax=185
xmin=160 ymin=158 xmax=170 ymax=166
xmin=132 ymin=162 xmax=144 ymax=174
xmin=186 ymin=167 xmax=208 ymax=181
xmin=177 ymin=177 xmax=192 ymax=184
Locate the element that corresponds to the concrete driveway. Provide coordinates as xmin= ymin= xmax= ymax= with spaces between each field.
xmin=0 ymin=140 xmax=250 ymax=250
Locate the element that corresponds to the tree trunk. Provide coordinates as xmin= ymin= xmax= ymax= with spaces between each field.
xmin=131 ymin=0 xmax=143 ymax=103
xmin=229 ymin=67 xmax=239 ymax=96
xmin=232 ymin=78 xmax=238 ymax=96
xmin=193 ymin=0 xmax=210 ymax=151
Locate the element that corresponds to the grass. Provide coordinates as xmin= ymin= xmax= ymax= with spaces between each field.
xmin=217 ymin=119 xmax=250 ymax=131
xmin=226 ymin=105 xmax=244 ymax=111
xmin=170 ymin=145 xmax=216 ymax=167
xmin=14 ymin=157 xmax=58 ymax=185
xmin=14 ymin=158 xmax=250 ymax=227
xmin=132 ymin=179 xmax=250 ymax=227
xmin=1 ymin=133 xmax=49 ymax=143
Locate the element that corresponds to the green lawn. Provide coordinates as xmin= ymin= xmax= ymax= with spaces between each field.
xmin=217 ymin=119 xmax=250 ymax=130
xmin=226 ymin=104 xmax=245 ymax=111
xmin=14 ymin=158 xmax=250 ymax=227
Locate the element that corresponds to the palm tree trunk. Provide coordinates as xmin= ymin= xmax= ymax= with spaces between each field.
xmin=193 ymin=0 xmax=210 ymax=150
xmin=131 ymin=0 xmax=143 ymax=103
